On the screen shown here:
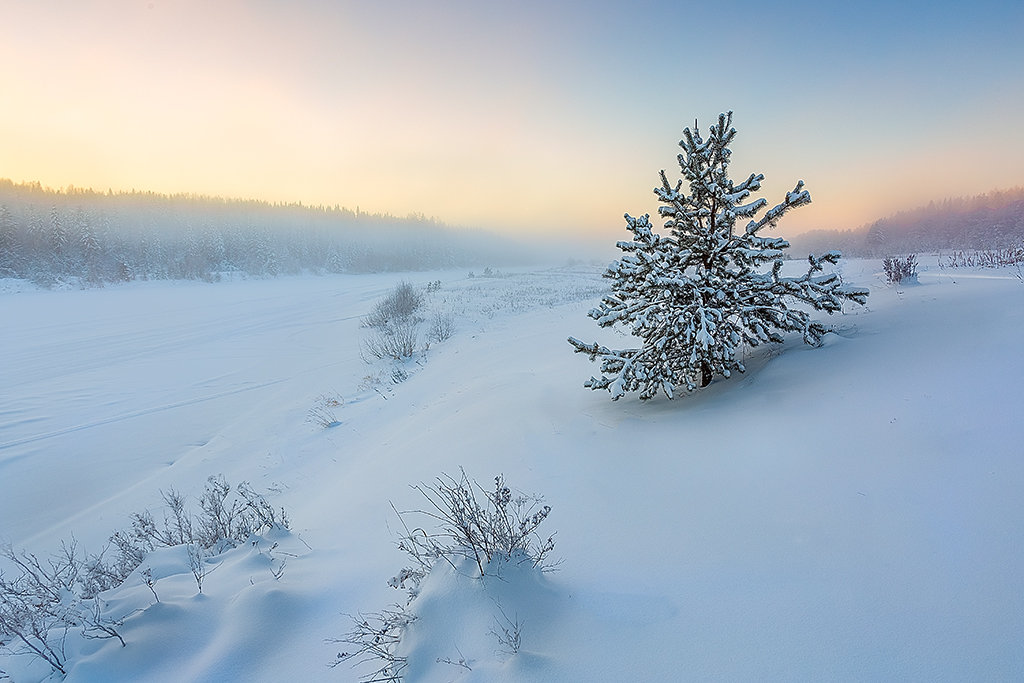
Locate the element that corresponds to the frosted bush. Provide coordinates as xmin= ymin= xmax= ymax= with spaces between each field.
xmin=362 ymin=281 xmax=424 ymax=330
xmin=427 ymin=309 xmax=455 ymax=342
xmin=883 ymin=254 xmax=918 ymax=284
xmin=393 ymin=471 xmax=556 ymax=579
xmin=333 ymin=471 xmax=556 ymax=682
xmin=1 ymin=477 xmax=291 ymax=676
xmin=362 ymin=319 xmax=420 ymax=360
xmin=361 ymin=282 xmax=428 ymax=361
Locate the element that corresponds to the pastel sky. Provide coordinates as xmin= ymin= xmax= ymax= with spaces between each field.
xmin=2 ymin=0 xmax=1023 ymax=241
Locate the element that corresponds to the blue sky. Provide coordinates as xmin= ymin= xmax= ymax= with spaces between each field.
xmin=1 ymin=0 xmax=1022 ymax=241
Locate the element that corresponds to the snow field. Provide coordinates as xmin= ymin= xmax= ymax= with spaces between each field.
xmin=1 ymin=257 xmax=1022 ymax=681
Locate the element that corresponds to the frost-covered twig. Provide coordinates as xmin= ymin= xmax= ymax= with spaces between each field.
xmin=436 ymin=646 xmax=472 ymax=671
xmin=329 ymin=608 xmax=416 ymax=682
xmin=490 ymin=603 xmax=523 ymax=655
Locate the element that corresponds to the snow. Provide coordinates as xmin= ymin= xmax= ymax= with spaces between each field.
xmin=2 ymin=258 xmax=1023 ymax=681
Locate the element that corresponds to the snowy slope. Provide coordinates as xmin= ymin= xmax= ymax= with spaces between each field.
xmin=1 ymin=259 xmax=1022 ymax=681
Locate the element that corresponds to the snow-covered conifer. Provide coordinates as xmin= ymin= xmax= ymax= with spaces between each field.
xmin=569 ymin=112 xmax=868 ymax=400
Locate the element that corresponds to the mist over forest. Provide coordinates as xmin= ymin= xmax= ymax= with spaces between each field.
xmin=788 ymin=187 xmax=1024 ymax=258
xmin=0 ymin=179 xmax=541 ymax=287
xmin=4 ymin=178 xmax=1023 ymax=290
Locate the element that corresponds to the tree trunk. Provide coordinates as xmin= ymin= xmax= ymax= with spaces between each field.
xmin=700 ymin=363 xmax=712 ymax=388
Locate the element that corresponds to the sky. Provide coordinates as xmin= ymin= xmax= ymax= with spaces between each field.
xmin=2 ymin=0 xmax=1023 ymax=242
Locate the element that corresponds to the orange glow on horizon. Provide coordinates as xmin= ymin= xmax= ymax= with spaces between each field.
xmin=1 ymin=2 xmax=1022 ymax=241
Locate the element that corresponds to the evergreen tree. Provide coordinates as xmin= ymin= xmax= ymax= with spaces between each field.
xmin=79 ymin=213 xmax=103 ymax=285
xmin=49 ymin=205 xmax=70 ymax=275
xmin=0 ymin=205 xmax=21 ymax=277
xmin=569 ymin=112 xmax=869 ymax=400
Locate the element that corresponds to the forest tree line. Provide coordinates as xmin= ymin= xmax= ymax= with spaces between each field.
xmin=788 ymin=187 xmax=1024 ymax=257
xmin=0 ymin=179 xmax=532 ymax=287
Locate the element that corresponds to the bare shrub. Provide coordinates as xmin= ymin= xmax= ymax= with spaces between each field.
xmin=358 ymin=372 xmax=391 ymax=400
xmin=361 ymin=281 xmax=430 ymax=362
xmin=333 ymin=472 xmax=555 ymax=681
xmin=1 ymin=478 xmax=291 ymax=675
xmin=0 ymin=541 xmax=125 ymax=677
xmin=362 ymin=319 xmax=419 ymax=360
xmin=235 ymin=481 xmax=290 ymax=533
xmin=330 ymin=608 xmax=416 ymax=682
xmin=140 ymin=568 xmax=160 ymax=603
xmin=159 ymin=489 xmax=194 ymax=546
xmin=943 ymin=247 xmax=1024 ymax=268
xmin=186 ymin=543 xmax=208 ymax=594
xmin=0 ymin=548 xmax=75 ymax=676
xmin=883 ymin=254 xmax=918 ymax=284
xmin=427 ymin=309 xmax=455 ymax=342
xmin=196 ymin=476 xmax=241 ymax=550
xmin=362 ymin=281 xmax=424 ymax=329
xmin=394 ymin=470 xmax=556 ymax=579
xmin=88 ymin=477 xmax=288 ymax=594
xmin=190 ymin=476 xmax=290 ymax=552
xmin=80 ymin=596 xmax=127 ymax=646
xmin=308 ymin=393 xmax=343 ymax=428
xmin=491 ymin=605 xmax=523 ymax=655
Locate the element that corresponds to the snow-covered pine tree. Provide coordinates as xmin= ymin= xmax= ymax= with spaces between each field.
xmin=569 ymin=112 xmax=868 ymax=401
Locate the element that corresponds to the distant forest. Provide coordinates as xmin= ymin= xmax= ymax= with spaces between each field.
xmin=6 ymin=179 xmax=1022 ymax=289
xmin=789 ymin=187 xmax=1024 ymax=258
xmin=0 ymin=179 xmax=533 ymax=287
